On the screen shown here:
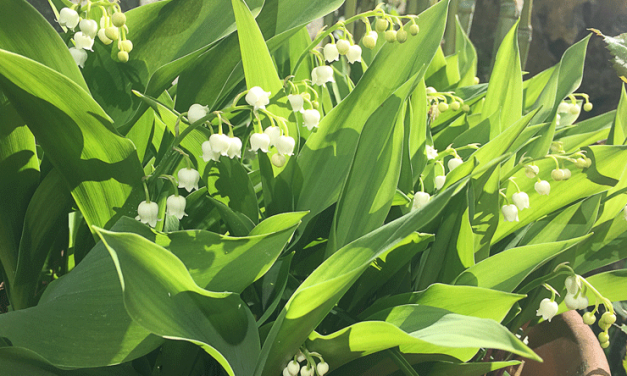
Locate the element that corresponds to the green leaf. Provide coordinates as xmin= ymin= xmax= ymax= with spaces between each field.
xmin=0 ymin=49 xmax=145 ymax=232
xmin=95 ymin=227 xmax=260 ymax=376
xmin=581 ymin=269 xmax=627 ymax=304
xmin=206 ymin=195 xmax=256 ymax=236
xmin=591 ymin=29 xmax=627 ymax=79
xmin=256 ymin=252 xmax=294 ymax=326
xmin=481 ymin=21 xmax=522 ymax=132
xmin=455 ymin=19 xmax=478 ymax=88
xmin=254 ymin=176 xmax=466 ymax=376
xmin=207 ymin=158 xmax=260 ymax=225
xmin=307 ymin=305 xmax=540 ymax=370
xmin=295 ymin=1 xmax=449 ymax=229
xmin=422 ymin=360 xmax=521 ymax=376
xmin=608 ymin=85 xmax=627 ymax=145
xmin=454 ymin=235 xmax=589 ymax=292
xmin=0 ymin=0 xmax=88 ymax=90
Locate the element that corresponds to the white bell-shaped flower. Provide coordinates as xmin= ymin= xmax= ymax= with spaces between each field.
xmin=226 ymin=136 xmax=242 ymax=159
xmin=74 ymin=32 xmax=94 ymax=51
xmin=97 ymin=28 xmax=113 ymax=45
xmin=525 ymin=165 xmax=539 ymax=178
xmin=271 ymin=153 xmax=286 ymax=167
xmin=551 ymin=168 xmax=566 ymax=181
xmin=426 ymin=145 xmax=438 ymax=160
xmin=336 ymin=39 xmax=350 ymax=55
xmin=435 ymin=175 xmax=446 ymax=190
xmin=323 ymin=43 xmax=339 ymax=62
xmin=512 ymin=192 xmax=530 ymax=211
xmin=536 ymin=298 xmax=559 ymax=322
xmin=177 ymin=168 xmax=200 ymax=192
xmin=58 ymin=8 xmax=80 ymax=29
xmin=210 ymin=133 xmax=231 ymax=156
xmin=448 ymin=157 xmax=463 ymax=171
xmin=136 ymin=201 xmax=159 ymax=228
xmin=557 ymin=102 xmax=570 ymax=114
xmin=362 ymin=31 xmax=378 ymax=49
xmin=565 ymin=275 xmax=581 ymax=295
xmin=166 ymin=195 xmax=187 ymax=220
xmin=288 ymin=94 xmax=304 ymax=113
xmin=317 ymin=362 xmax=329 ymax=376
xmin=312 ymin=66 xmax=334 ymax=86
xmin=300 ymin=365 xmax=313 ymax=376
xmin=188 ymin=104 xmax=208 ymax=123
xmin=570 ymin=103 xmax=581 ymax=115
xmin=564 ymin=292 xmax=588 ymax=310
xmin=412 ymin=192 xmax=431 ymax=211
xmin=79 ymin=19 xmax=98 ymax=38
xmin=286 ymin=360 xmax=300 ymax=376
xmin=250 ymin=133 xmax=271 ymax=153
xmin=264 ymin=126 xmax=282 ymax=146
xmin=296 ymin=351 xmax=306 ymax=363
xmin=501 ymin=204 xmax=519 ymax=222
xmin=561 ymin=168 xmax=571 ymax=180
xmin=534 ymin=180 xmax=551 ymax=195
xmin=201 ymin=140 xmax=220 ymax=162
xmin=69 ymin=47 xmax=88 ymax=68
xmin=283 ymin=367 xmax=292 ymax=376
xmin=276 ymin=135 xmax=295 ymax=156
xmin=346 ymin=45 xmax=362 ymax=64
xmin=302 ymin=109 xmax=321 ymax=131
xmin=245 ymin=86 xmax=271 ymax=110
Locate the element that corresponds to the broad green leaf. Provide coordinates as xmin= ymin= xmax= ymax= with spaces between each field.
xmin=470 ymin=164 xmax=500 ymax=261
xmin=591 ymin=28 xmax=627 ymax=79
xmin=0 ymin=100 xmax=39 ymax=303
xmin=573 ymin=214 xmax=627 ymax=275
xmin=257 ymin=252 xmax=294 ymax=326
xmin=0 ymin=228 xmax=162 ymax=368
xmin=206 ymin=195 xmax=256 ymax=236
xmin=254 ymin=176 xmax=466 ymax=376
xmin=0 ymin=49 xmax=145 ymax=232
xmin=95 ymin=228 xmax=260 ymax=376
xmin=327 ymin=76 xmax=417 ymax=255
xmin=359 ymin=283 xmax=524 ymax=323
xmin=481 ymin=21 xmax=522 ymax=132
xmin=454 ymin=235 xmax=589 ymax=292
xmin=295 ymin=1 xmax=449 ymax=230
xmin=492 ymin=145 xmax=627 ymax=243
xmin=556 ymin=110 xmax=615 ymax=138
xmin=13 ymin=170 xmax=72 ymax=309
xmin=608 ymin=85 xmax=627 ymax=145
xmin=0 ymin=0 xmax=87 ymax=90
xmin=523 ymin=66 xmax=556 ymax=110
xmin=455 ymin=18 xmax=478 ymax=87
xmin=307 ymin=305 xmax=540 ymax=370
xmin=583 ymin=269 xmax=627 ymax=303
xmin=408 ymin=80 xmax=429 ymax=187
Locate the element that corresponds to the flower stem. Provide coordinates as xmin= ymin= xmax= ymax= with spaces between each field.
xmin=141 ymin=178 xmax=151 ymax=203
xmin=386 ymin=349 xmax=420 ymax=376
xmin=159 ymin=175 xmax=179 ymax=196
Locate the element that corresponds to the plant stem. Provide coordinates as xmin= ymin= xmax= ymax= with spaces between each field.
xmin=518 ymin=0 xmax=533 ymax=69
xmin=443 ymin=0 xmax=460 ymax=56
xmin=386 ymin=349 xmax=420 ymax=376
xmin=457 ymin=0 xmax=476 ymax=35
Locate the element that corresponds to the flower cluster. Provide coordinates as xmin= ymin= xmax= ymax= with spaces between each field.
xmin=56 ymin=0 xmax=132 ymax=67
xmin=426 ymin=87 xmax=470 ymax=121
xmin=283 ymin=349 xmax=329 ymax=376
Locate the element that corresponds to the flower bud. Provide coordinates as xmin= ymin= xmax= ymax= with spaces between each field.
xmin=80 ymin=19 xmax=98 ymax=38
xmin=534 ymin=180 xmax=551 ymax=195
xmin=245 ymin=86 xmax=271 ymax=111
xmin=317 ymin=362 xmax=329 ymax=375
xmin=112 ymin=12 xmax=127 ymax=27
xmin=287 ymin=360 xmax=300 ymax=375
xmin=250 ymin=133 xmax=271 ymax=153
xmin=426 ymin=86 xmax=437 ymax=94
xmin=58 ymin=8 xmax=80 ymax=29
xmin=283 ymin=367 xmax=292 ymax=376
xmin=336 ymin=39 xmax=350 ymax=55
xmin=227 ymin=136 xmax=242 ymax=159
xmin=564 ymin=293 xmax=579 ymax=310
xmin=323 ymin=43 xmax=339 ymax=62
xmin=501 ymin=204 xmax=519 ymax=222
xmin=384 ymin=29 xmax=397 ymax=43
xmin=557 ymin=102 xmax=570 ymax=113
xmin=409 ymin=23 xmax=419 ymax=35
xmin=435 ymin=175 xmax=446 ymax=190
xmin=551 ymin=168 xmax=566 ymax=181
xmin=583 ymin=102 xmax=593 ymax=112
xmin=450 ymin=101 xmax=460 ymax=111
xmin=600 ymin=312 xmax=617 ymax=327
xmin=210 ymin=133 xmax=231 ymax=156
xmin=362 ymin=31 xmax=378 ymax=49
xmin=177 ymin=168 xmax=200 ymax=192
xmin=69 ymin=47 xmax=88 ymax=68
xmin=473 ymin=77 xmax=480 ymax=85
xmin=396 ymin=29 xmax=408 ymax=43
xmin=201 ymin=141 xmax=220 ymax=162
xmin=536 ymin=298 xmax=558 ymax=322
xmin=601 ymin=340 xmax=610 ymax=349
xmin=120 ymin=39 xmax=133 ymax=52
xmin=137 ymin=201 xmax=159 ymax=228
xmin=574 ymin=158 xmax=588 ymax=169
xmin=462 ymin=104 xmax=470 ymax=112
xmin=276 ymin=136 xmax=295 ymax=156
xmin=105 ymin=26 xmax=119 ymax=41
xmin=98 ymin=29 xmax=113 ymax=45
xmin=375 ymin=18 xmax=389 ymax=32
xmin=565 ymin=275 xmax=580 ymax=294
xmin=346 ymin=45 xmax=362 ymax=64
xmin=74 ymin=32 xmax=94 ymax=50
xmin=570 ymin=103 xmax=581 ymax=115
xmin=583 ymin=312 xmax=596 ymax=325
xmin=264 ymin=126 xmax=281 ymax=146
xmin=598 ymin=332 xmax=609 ymax=343
xmin=562 ymin=168 xmax=571 ymax=180
xmin=525 ymin=165 xmax=539 ymax=178
xmin=117 ymin=50 xmax=129 ymax=63
xmin=187 ymin=104 xmax=208 ymax=123
xmin=437 ymin=102 xmax=449 ymax=112
xmin=412 ymin=192 xmax=431 ymax=211
xmin=448 ymin=157 xmax=463 ymax=171
xmin=271 ymin=153 xmax=286 ymax=167
xmin=512 ymin=192 xmax=530 ymax=211
xmin=166 ymin=195 xmax=187 ymax=220
xmin=303 ymin=109 xmax=321 ymax=131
